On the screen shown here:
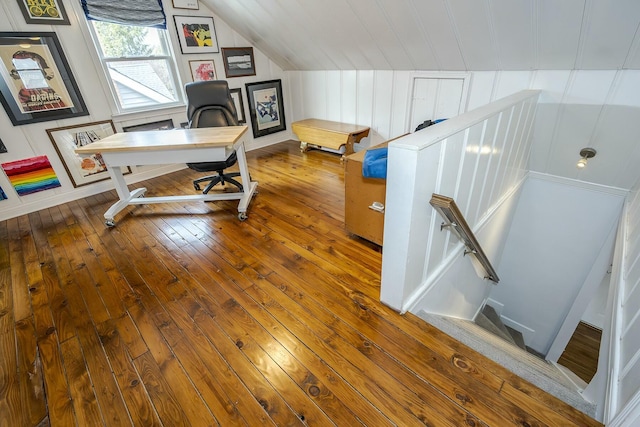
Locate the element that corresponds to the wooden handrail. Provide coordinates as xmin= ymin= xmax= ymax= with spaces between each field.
xmin=429 ymin=194 xmax=500 ymax=283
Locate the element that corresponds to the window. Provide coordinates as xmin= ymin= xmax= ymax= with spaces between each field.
xmin=89 ymin=21 xmax=182 ymax=112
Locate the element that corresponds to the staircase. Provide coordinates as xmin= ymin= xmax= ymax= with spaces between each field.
xmin=417 ymin=306 xmax=597 ymax=418
xmin=475 ymin=305 xmax=528 ymax=351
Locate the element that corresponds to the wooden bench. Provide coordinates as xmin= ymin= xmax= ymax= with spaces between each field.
xmin=292 ymin=118 xmax=370 ymax=158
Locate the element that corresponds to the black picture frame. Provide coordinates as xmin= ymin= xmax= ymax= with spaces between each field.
xmin=173 ymin=15 xmax=219 ymax=54
xmin=0 ymin=138 xmax=6 ymax=153
xmin=16 ymin=0 xmax=70 ymax=25
xmin=0 ymin=32 xmax=88 ymax=126
xmin=221 ymin=47 xmax=256 ymax=78
xmin=229 ymin=88 xmax=246 ymax=125
xmin=122 ymin=119 xmax=175 ymax=132
xmin=245 ymin=79 xmax=286 ymax=138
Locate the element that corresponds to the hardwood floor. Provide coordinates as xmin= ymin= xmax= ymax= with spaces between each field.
xmin=0 ymin=140 xmax=602 ymax=426
xmin=558 ymin=322 xmax=602 ymax=384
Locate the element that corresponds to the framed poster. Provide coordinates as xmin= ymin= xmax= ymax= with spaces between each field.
xmin=189 ymin=60 xmax=216 ymax=82
xmin=172 ymin=0 xmax=199 ymax=10
xmin=229 ymin=88 xmax=245 ymax=124
xmin=0 ymin=32 xmax=88 ymax=126
xmin=174 ymin=15 xmax=219 ymax=54
xmin=123 ymin=119 xmax=175 ymax=132
xmin=245 ymin=79 xmax=286 ymax=138
xmin=16 ymin=0 xmax=70 ymax=25
xmin=46 ymin=120 xmax=130 ymax=188
xmin=221 ymin=47 xmax=256 ymax=78
xmin=0 ymin=138 xmax=6 ymax=153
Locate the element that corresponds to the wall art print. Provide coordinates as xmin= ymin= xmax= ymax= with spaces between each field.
xmin=16 ymin=0 xmax=70 ymax=25
xmin=174 ymin=15 xmax=219 ymax=54
xmin=46 ymin=120 xmax=127 ymax=188
xmin=0 ymin=185 xmax=7 ymax=201
xmin=221 ymin=47 xmax=255 ymax=78
xmin=189 ymin=59 xmax=216 ymax=82
xmin=122 ymin=119 xmax=174 ymax=132
xmin=229 ymin=88 xmax=245 ymax=124
xmin=172 ymin=0 xmax=198 ymax=10
xmin=245 ymin=79 xmax=286 ymax=138
xmin=0 ymin=32 xmax=88 ymax=125
xmin=2 ymin=155 xmax=61 ymax=196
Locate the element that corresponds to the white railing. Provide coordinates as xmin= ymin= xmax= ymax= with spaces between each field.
xmin=380 ymin=90 xmax=540 ymax=317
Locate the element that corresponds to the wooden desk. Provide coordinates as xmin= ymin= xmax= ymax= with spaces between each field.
xmin=75 ymin=126 xmax=257 ymax=227
xmin=292 ymin=118 xmax=370 ymax=158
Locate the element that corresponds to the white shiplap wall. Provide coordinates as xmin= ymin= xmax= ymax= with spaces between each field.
xmin=605 ymin=186 xmax=640 ymax=426
xmin=0 ymin=1 xmax=290 ymax=222
xmin=620 ymin=188 xmax=640 ymax=407
xmin=286 ymin=69 xmax=640 ymax=191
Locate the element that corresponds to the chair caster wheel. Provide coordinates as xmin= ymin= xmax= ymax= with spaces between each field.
xmin=238 ymin=212 xmax=248 ymax=221
xmin=105 ymin=219 xmax=116 ymax=227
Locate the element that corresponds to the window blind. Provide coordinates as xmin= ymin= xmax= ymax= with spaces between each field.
xmin=81 ymin=0 xmax=166 ymax=29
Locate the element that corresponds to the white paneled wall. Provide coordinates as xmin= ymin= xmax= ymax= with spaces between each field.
xmin=379 ymin=91 xmax=539 ymax=314
xmin=287 ymin=69 xmax=640 ymax=191
xmin=288 ymin=70 xmax=473 ymax=148
xmin=0 ymin=1 xmax=288 ymax=221
xmin=606 ymin=186 xmax=640 ymax=425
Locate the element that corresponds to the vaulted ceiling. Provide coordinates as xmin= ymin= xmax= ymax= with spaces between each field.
xmin=204 ymin=0 xmax=640 ymax=71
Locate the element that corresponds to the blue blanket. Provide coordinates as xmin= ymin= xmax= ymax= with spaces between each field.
xmin=362 ymin=147 xmax=388 ymax=179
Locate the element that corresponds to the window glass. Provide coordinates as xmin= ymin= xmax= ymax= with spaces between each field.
xmin=90 ymin=21 xmax=182 ymax=111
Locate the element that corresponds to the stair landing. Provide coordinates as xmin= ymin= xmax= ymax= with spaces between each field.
xmin=418 ymin=311 xmax=597 ymax=418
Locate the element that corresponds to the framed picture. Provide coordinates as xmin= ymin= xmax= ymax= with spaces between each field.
xmin=46 ymin=120 xmax=130 ymax=188
xmin=123 ymin=119 xmax=175 ymax=132
xmin=221 ymin=47 xmax=256 ymax=78
xmin=0 ymin=138 xmax=6 ymax=153
xmin=229 ymin=88 xmax=246 ymax=124
xmin=0 ymin=32 xmax=88 ymax=126
xmin=172 ymin=0 xmax=199 ymax=10
xmin=174 ymin=16 xmax=219 ymax=54
xmin=16 ymin=0 xmax=70 ymax=25
xmin=245 ymin=79 xmax=286 ymax=138
xmin=189 ymin=60 xmax=216 ymax=82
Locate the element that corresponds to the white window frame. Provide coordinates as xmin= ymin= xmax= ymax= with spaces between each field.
xmin=85 ymin=21 xmax=184 ymax=115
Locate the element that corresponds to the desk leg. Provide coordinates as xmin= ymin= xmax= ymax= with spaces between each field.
xmin=234 ymin=142 xmax=257 ymax=220
xmin=104 ymin=166 xmax=147 ymax=226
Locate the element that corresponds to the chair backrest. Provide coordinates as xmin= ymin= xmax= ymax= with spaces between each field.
xmin=185 ymin=80 xmax=239 ymax=128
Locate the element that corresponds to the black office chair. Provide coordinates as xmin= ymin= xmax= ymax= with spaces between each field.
xmin=185 ymin=80 xmax=243 ymax=194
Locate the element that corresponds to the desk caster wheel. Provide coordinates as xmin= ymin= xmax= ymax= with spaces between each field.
xmin=105 ymin=219 xmax=116 ymax=227
xmin=238 ymin=212 xmax=248 ymax=221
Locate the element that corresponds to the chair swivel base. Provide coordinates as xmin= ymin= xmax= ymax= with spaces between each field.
xmin=194 ymin=172 xmax=243 ymax=194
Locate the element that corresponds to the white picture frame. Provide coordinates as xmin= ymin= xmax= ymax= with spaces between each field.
xmin=172 ymin=0 xmax=199 ymax=10
xmin=189 ymin=59 xmax=216 ymax=81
